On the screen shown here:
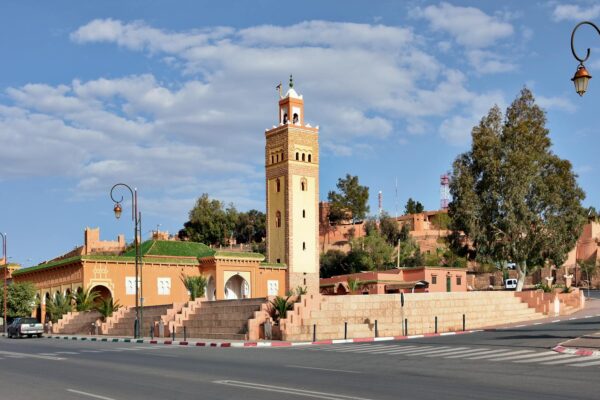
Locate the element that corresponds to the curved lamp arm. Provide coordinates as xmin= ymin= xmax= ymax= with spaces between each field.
xmin=571 ymin=21 xmax=600 ymax=64
xmin=110 ymin=183 xmax=135 ymax=221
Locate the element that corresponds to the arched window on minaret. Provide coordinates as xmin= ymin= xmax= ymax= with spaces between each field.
xmin=275 ymin=211 xmax=282 ymax=228
xmin=302 ymin=153 xmax=305 ymax=161
xmin=276 ymin=178 xmax=281 ymax=193
xmin=301 ymin=178 xmax=307 ymax=191
xmin=283 ymin=113 xmax=288 ymax=124
xmin=293 ymin=113 xmax=299 ymax=124
xmin=271 ymin=155 xmax=274 ymax=164
xmin=308 ymin=154 xmax=312 ymax=163
xmin=296 ymin=152 xmax=299 ymax=161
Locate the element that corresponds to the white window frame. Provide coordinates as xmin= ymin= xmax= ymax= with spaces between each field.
xmin=157 ymin=277 xmax=171 ymax=296
xmin=267 ymin=280 xmax=279 ymax=296
xmin=125 ymin=276 xmax=139 ymax=295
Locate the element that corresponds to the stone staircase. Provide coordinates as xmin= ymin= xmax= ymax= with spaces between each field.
xmin=277 ymin=292 xmax=548 ymax=341
xmin=101 ymin=305 xmax=172 ymax=336
xmin=174 ymin=298 xmax=268 ymax=340
xmin=53 ymin=310 xmax=102 ymax=335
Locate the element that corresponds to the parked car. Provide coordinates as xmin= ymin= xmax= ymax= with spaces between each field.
xmin=7 ymin=317 xmax=43 ymax=338
xmin=504 ymin=278 xmax=518 ymax=290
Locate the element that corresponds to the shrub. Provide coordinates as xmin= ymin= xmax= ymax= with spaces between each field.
xmin=95 ymin=297 xmax=121 ymax=321
xmin=74 ymin=288 xmax=100 ymax=312
xmin=45 ymin=293 xmax=73 ymax=323
xmin=181 ymin=274 xmax=208 ymax=301
xmin=269 ymin=296 xmax=293 ymax=324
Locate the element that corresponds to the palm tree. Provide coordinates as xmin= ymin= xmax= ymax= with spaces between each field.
xmin=181 ymin=274 xmax=208 ymax=301
xmin=45 ymin=292 xmax=73 ymax=323
xmin=347 ymin=278 xmax=363 ymax=294
xmin=95 ymin=297 xmax=121 ymax=321
xmin=269 ymin=296 xmax=294 ymax=324
xmin=74 ymin=288 xmax=100 ymax=312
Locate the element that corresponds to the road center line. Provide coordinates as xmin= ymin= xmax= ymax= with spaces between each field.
xmin=213 ymin=380 xmax=375 ymax=400
xmin=286 ymin=365 xmax=360 ymax=374
xmin=66 ymin=389 xmax=116 ymax=400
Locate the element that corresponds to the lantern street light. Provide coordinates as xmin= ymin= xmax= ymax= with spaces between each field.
xmin=110 ymin=184 xmax=143 ymax=338
xmin=1 ymin=232 xmax=6 ymax=335
xmin=571 ymin=21 xmax=600 ymax=96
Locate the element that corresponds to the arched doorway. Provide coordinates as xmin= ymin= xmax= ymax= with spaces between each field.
xmin=224 ymin=275 xmax=250 ymax=300
xmin=35 ymin=294 xmax=42 ymax=322
xmin=89 ymin=285 xmax=112 ymax=305
xmin=207 ymin=276 xmax=216 ymax=301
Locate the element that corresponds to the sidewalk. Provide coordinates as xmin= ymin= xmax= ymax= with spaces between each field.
xmin=552 ymin=297 xmax=600 ymax=357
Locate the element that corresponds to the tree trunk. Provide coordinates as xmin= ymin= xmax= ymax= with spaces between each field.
xmin=516 ymin=261 xmax=527 ymax=292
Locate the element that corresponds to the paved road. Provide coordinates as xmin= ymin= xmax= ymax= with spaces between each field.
xmin=1 ymin=315 xmax=600 ymax=400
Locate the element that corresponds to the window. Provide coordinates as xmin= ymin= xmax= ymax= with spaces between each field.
xmin=456 ymin=276 xmax=462 ymax=286
xmin=293 ymin=113 xmax=299 ymax=124
xmin=283 ymin=113 xmax=288 ymax=124
xmin=158 ymin=278 xmax=171 ymax=295
xmin=276 ymin=154 xmax=279 ymax=162
xmin=275 ymin=211 xmax=282 ymax=228
xmin=302 ymin=153 xmax=305 ymax=161
xmin=276 ymin=258 xmax=281 ymax=263
xmin=276 ymin=178 xmax=281 ymax=193
xmin=267 ymin=280 xmax=279 ymax=296
xmin=126 ymin=277 xmax=138 ymax=295
xmin=271 ymin=155 xmax=274 ymax=164
xmin=431 ymin=275 xmax=437 ymax=285
xmin=302 ymin=209 xmax=306 ymax=218
xmin=302 ymin=242 xmax=306 ymax=250
xmin=308 ymin=154 xmax=312 ymax=162
xmin=300 ymin=178 xmax=307 ymax=191
xmin=296 ymin=152 xmax=299 ymax=160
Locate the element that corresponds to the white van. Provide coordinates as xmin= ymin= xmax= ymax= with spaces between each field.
xmin=504 ymin=278 xmax=517 ymax=290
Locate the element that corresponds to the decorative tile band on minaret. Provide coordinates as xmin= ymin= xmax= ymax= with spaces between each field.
xmin=265 ymin=77 xmax=320 ymax=294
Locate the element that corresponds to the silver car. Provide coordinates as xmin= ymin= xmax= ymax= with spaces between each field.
xmin=7 ymin=317 xmax=44 ymax=338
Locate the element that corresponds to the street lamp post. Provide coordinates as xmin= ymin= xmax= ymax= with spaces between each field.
xmin=1 ymin=232 xmax=6 ymax=335
xmin=110 ymin=184 xmax=143 ymax=338
xmin=570 ymin=21 xmax=600 ymax=96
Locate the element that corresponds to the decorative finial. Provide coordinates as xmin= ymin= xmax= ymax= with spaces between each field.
xmin=276 ymin=81 xmax=282 ymax=97
xmin=289 ymin=74 xmax=294 ymax=88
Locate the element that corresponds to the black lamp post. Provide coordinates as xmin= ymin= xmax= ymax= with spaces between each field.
xmin=110 ymin=184 xmax=143 ymax=338
xmin=570 ymin=21 xmax=600 ymax=96
xmin=1 ymin=232 xmax=6 ymax=335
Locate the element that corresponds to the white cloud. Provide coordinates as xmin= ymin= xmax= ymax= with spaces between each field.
xmin=466 ymin=50 xmax=517 ymax=74
xmin=416 ymin=2 xmax=514 ymax=48
xmin=1 ymin=18 xmax=511 ymax=213
xmin=537 ymin=95 xmax=577 ymax=113
xmin=552 ymin=4 xmax=600 ymax=22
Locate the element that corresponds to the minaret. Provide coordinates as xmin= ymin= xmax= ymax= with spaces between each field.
xmin=265 ymin=76 xmax=320 ymax=294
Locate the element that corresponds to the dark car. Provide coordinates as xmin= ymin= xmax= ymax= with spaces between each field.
xmin=7 ymin=317 xmax=43 ymax=338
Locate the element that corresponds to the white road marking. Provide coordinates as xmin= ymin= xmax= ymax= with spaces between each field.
xmin=80 ymin=350 xmax=102 ymax=353
xmin=540 ymin=355 xmax=588 ymax=365
xmin=384 ymin=346 xmax=437 ymax=355
xmin=395 ymin=347 xmax=452 ymax=356
xmin=365 ymin=345 xmax=420 ymax=354
xmin=66 ymin=389 xmax=116 ymax=400
xmin=285 ymin=365 xmax=360 ymax=374
xmin=466 ymin=350 xmax=530 ymax=360
xmin=0 ymin=350 xmax=64 ymax=361
xmin=326 ymin=344 xmax=390 ymax=353
xmin=443 ymin=348 xmax=491 ymax=358
xmin=56 ymin=351 xmax=79 ymax=355
xmin=213 ymin=380 xmax=375 ymax=400
xmin=569 ymin=359 xmax=600 ymax=367
xmin=490 ymin=350 xmax=557 ymax=361
xmin=551 ymin=320 xmax=561 ymax=323
xmin=513 ymin=353 xmax=569 ymax=363
xmin=422 ymin=347 xmax=471 ymax=357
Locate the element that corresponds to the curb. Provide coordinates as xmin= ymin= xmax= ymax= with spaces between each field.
xmin=552 ymin=345 xmax=600 ymax=357
xmin=41 ymin=329 xmax=484 ymax=348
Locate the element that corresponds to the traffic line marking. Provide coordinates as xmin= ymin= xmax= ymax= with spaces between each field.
xmin=285 ymin=365 xmax=360 ymax=374
xmin=213 ymin=380 xmax=374 ymax=400
xmin=66 ymin=389 xmax=116 ymax=400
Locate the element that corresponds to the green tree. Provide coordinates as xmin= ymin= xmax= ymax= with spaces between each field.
xmin=74 ymin=288 xmax=100 ymax=312
xmin=179 ymin=194 xmax=238 ymax=245
xmin=347 ymin=277 xmax=363 ymax=294
xmin=235 ymin=209 xmax=266 ymax=244
xmin=320 ymin=249 xmax=350 ymax=278
xmin=45 ymin=292 xmax=73 ymax=323
xmin=449 ymin=88 xmax=586 ymax=291
xmin=579 ymin=258 xmax=598 ymax=291
xmin=0 ymin=282 xmax=37 ymax=319
xmin=327 ymin=174 xmax=369 ymax=224
xmin=351 ymin=231 xmax=394 ymax=270
xmin=404 ymin=198 xmax=424 ymax=214
xmin=181 ymin=274 xmax=208 ymax=301
xmin=380 ymin=212 xmax=400 ymax=245
xmin=95 ymin=297 xmax=121 ymax=321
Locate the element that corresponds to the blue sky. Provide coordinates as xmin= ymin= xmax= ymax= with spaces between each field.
xmin=1 ymin=0 xmax=599 ymax=266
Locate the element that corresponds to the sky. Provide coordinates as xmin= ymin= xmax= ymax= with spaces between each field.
xmin=1 ymin=0 xmax=599 ymax=266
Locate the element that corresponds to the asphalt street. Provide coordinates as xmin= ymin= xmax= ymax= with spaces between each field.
xmin=1 ymin=312 xmax=600 ymax=400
